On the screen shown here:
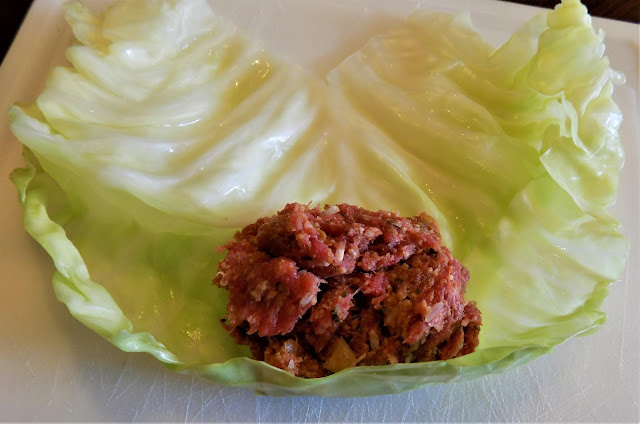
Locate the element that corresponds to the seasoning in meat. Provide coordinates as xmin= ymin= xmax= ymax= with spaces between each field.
xmin=213 ymin=203 xmax=481 ymax=377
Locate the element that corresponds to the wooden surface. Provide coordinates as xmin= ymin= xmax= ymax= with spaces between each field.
xmin=502 ymin=0 xmax=639 ymax=23
xmin=1 ymin=1 xmax=638 ymax=65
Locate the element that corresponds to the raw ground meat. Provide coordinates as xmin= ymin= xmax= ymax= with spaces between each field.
xmin=213 ymin=203 xmax=481 ymax=377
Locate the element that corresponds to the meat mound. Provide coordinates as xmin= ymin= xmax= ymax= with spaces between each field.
xmin=213 ymin=203 xmax=481 ymax=377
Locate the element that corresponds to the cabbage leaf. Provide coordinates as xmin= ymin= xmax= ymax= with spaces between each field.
xmin=9 ymin=0 xmax=627 ymax=396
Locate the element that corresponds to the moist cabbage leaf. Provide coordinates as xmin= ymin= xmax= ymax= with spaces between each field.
xmin=9 ymin=0 xmax=627 ymax=396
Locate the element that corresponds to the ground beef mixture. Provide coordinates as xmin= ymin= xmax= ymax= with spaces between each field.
xmin=213 ymin=203 xmax=481 ymax=377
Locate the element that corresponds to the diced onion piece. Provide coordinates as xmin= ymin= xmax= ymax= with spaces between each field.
xmin=323 ymin=337 xmax=358 ymax=373
xmin=424 ymin=302 xmax=444 ymax=323
xmin=368 ymin=329 xmax=380 ymax=351
xmin=322 ymin=205 xmax=340 ymax=216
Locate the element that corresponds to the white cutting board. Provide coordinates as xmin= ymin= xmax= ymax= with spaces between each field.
xmin=1 ymin=0 xmax=638 ymax=421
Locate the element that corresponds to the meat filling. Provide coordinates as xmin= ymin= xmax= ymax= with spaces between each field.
xmin=214 ymin=203 xmax=481 ymax=377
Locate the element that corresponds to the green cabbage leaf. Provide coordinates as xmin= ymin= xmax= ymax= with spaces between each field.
xmin=9 ymin=0 xmax=627 ymax=396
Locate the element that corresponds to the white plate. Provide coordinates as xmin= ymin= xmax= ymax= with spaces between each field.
xmin=1 ymin=0 xmax=638 ymax=421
